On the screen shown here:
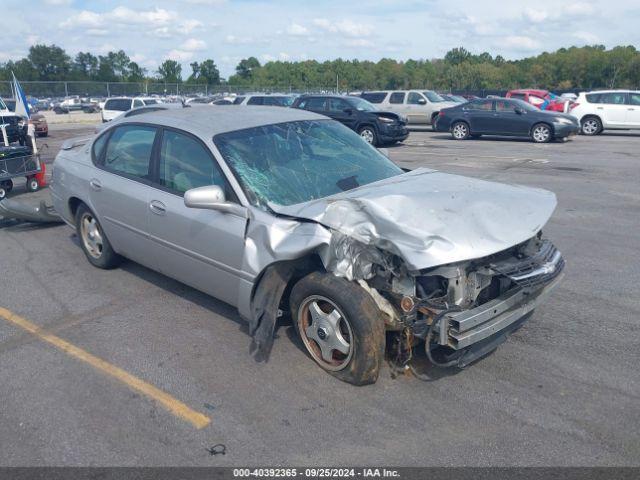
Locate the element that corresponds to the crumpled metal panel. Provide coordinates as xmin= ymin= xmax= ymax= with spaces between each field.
xmin=0 ymin=199 xmax=63 ymax=224
xmin=269 ymin=168 xmax=557 ymax=272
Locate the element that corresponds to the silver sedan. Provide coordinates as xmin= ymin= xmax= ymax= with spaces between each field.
xmin=51 ymin=106 xmax=564 ymax=385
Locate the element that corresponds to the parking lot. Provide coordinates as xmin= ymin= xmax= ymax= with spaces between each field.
xmin=0 ymin=125 xmax=639 ymax=466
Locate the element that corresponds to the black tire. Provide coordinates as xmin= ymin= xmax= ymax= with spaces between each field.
xmin=290 ymin=272 xmax=385 ymax=385
xmin=531 ymin=123 xmax=552 ymax=143
xmin=580 ymin=116 xmax=602 ymax=136
xmin=25 ymin=177 xmax=39 ymax=192
xmin=451 ymin=121 xmax=470 ymax=140
xmin=0 ymin=187 xmax=5 ymax=200
xmin=1 ymin=179 xmax=13 ymax=193
xmin=431 ymin=113 xmax=439 ymax=131
xmin=358 ymin=125 xmax=378 ymax=147
xmin=75 ymin=203 xmax=121 ymax=269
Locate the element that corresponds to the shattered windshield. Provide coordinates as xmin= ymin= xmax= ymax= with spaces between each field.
xmin=214 ymin=120 xmax=403 ymax=207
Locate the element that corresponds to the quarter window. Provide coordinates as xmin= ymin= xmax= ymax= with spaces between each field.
xmin=92 ymin=132 xmax=109 ymax=163
xmin=389 ymin=92 xmax=405 ymax=104
xmin=133 ymin=99 xmax=143 ymax=108
xmin=247 ymin=96 xmax=264 ymax=105
xmin=495 ymin=100 xmax=514 ymax=112
xmin=360 ymin=92 xmax=386 ymax=104
xmin=407 ymin=92 xmax=425 ymax=104
xmin=299 ymin=97 xmax=326 ymax=111
xmin=629 ymin=93 xmax=640 ymax=106
xmin=102 ymin=125 xmax=156 ymax=179
xmin=158 ymin=129 xmax=235 ymax=200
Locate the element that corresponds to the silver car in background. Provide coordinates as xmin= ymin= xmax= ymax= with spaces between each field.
xmin=50 ymin=107 xmax=564 ymax=385
xmin=359 ymin=90 xmax=458 ymax=125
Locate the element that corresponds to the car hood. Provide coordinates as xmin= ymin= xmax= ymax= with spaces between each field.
xmin=269 ymin=168 xmax=557 ymax=271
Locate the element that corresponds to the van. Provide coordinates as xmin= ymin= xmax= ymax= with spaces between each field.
xmin=101 ymin=97 xmax=160 ymax=122
xmin=359 ymin=90 xmax=457 ymax=126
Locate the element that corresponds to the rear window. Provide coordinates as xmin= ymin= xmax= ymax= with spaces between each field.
xmin=360 ymin=92 xmax=387 ymax=104
xmin=105 ymin=99 xmax=132 ymax=111
xmin=143 ymin=99 xmax=158 ymax=105
xmin=389 ymin=92 xmax=405 ymax=104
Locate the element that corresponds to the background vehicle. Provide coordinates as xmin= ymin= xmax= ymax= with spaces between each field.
xmin=232 ymin=94 xmax=296 ymax=106
xmin=51 ymin=107 xmax=563 ymax=385
xmin=292 ymin=94 xmax=408 ymax=146
xmin=506 ymin=89 xmax=574 ymax=113
xmin=440 ymin=94 xmax=467 ymax=103
xmin=29 ymin=113 xmax=48 ymax=137
xmin=359 ymin=90 xmax=457 ymax=126
xmin=570 ymin=90 xmax=640 ymax=135
xmin=101 ymin=97 xmax=161 ymax=122
xmin=0 ymin=98 xmax=26 ymax=145
xmin=434 ymin=98 xmax=579 ymax=143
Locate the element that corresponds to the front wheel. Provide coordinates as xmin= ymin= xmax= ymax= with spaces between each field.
xmin=451 ymin=121 xmax=470 ymax=140
xmin=26 ymin=176 xmax=39 ymax=192
xmin=75 ymin=204 xmax=121 ymax=269
xmin=531 ymin=123 xmax=552 ymax=143
xmin=290 ymin=272 xmax=385 ymax=385
xmin=581 ymin=116 xmax=602 ymax=135
xmin=358 ymin=126 xmax=378 ymax=147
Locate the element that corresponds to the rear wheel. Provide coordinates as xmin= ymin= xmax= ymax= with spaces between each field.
xmin=358 ymin=126 xmax=378 ymax=146
xmin=531 ymin=123 xmax=552 ymax=143
xmin=581 ymin=116 xmax=602 ymax=135
xmin=75 ymin=203 xmax=121 ymax=269
xmin=451 ymin=121 xmax=470 ymax=140
xmin=290 ymin=272 xmax=385 ymax=385
xmin=0 ymin=187 xmax=5 ymax=200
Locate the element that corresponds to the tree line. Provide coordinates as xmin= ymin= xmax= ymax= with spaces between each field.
xmin=1 ymin=44 xmax=639 ymax=91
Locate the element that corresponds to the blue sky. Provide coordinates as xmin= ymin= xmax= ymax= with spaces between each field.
xmin=2 ymin=0 xmax=639 ymax=78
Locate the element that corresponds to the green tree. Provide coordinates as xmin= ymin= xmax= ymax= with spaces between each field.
xmin=157 ymin=60 xmax=182 ymax=83
xmin=235 ymin=57 xmax=261 ymax=79
xmin=27 ymin=44 xmax=71 ymax=80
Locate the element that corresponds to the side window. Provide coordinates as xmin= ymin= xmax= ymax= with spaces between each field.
xmin=509 ymin=93 xmax=527 ymax=101
xmin=360 ymin=92 xmax=386 ymax=104
xmin=629 ymin=93 xmax=640 ymax=106
xmin=465 ymin=100 xmax=493 ymax=111
xmin=407 ymin=92 xmax=425 ymax=104
xmin=585 ymin=93 xmax=601 ymax=103
xmin=303 ymin=97 xmax=327 ymax=111
xmin=233 ymin=97 xmax=246 ymax=105
xmin=495 ymin=100 xmax=514 ymax=112
xmin=327 ymin=98 xmax=349 ymax=112
xmin=247 ymin=96 xmax=264 ymax=105
xmin=158 ymin=129 xmax=236 ymax=201
xmin=529 ymin=95 xmax=545 ymax=107
xmin=133 ymin=99 xmax=144 ymax=108
xmin=389 ymin=92 xmax=405 ymax=104
xmin=102 ymin=125 xmax=156 ymax=179
xmin=600 ymin=92 xmax=627 ymax=105
xmin=92 ymin=132 xmax=109 ymax=163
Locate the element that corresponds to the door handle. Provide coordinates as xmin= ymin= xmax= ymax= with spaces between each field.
xmin=149 ymin=200 xmax=166 ymax=215
xmin=597 ymin=107 xmax=603 ymax=110
xmin=628 ymin=108 xmax=635 ymax=111
xmin=89 ymin=179 xmax=102 ymax=191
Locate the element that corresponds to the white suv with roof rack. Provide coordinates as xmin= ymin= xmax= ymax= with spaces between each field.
xmin=101 ymin=97 xmax=161 ymax=122
xmin=570 ymin=90 xmax=640 ymax=135
xmin=359 ymin=90 xmax=457 ymax=126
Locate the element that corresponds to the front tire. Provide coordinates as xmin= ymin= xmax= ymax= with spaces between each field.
xmin=451 ymin=121 xmax=470 ymax=140
xmin=26 ymin=176 xmax=39 ymax=192
xmin=290 ymin=272 xmax=385 ymax=385
xmin=531 ymin=123 xmax=552 ymax=143
xmin=358 ymin=126 xmax=378 ymax=147
xmin=75 ymin=203 xmax=121 ymax=269
xmin=581 ymin=116 xmax=602 ymax=135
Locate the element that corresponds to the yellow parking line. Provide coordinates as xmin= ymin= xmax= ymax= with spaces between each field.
xmin=0 ymin=307 xmax=211 ymax=429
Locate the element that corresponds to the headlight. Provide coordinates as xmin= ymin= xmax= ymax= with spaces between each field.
xmin=555 ymin=117 xmax=573 ymax=125
xmin=378 ymin=116 xmax=396 ymax=124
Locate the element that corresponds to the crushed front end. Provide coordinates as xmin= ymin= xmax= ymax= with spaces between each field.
xmin=369 ymin=234 xmax=565 ymax=368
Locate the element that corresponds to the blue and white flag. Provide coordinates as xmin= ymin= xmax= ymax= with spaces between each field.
xmin=11 ymin=72 xmax=30 ymax=119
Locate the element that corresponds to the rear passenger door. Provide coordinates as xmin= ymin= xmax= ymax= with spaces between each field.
xmin=297 ymin=97 xmax=328 ymax=115
xmin=384 ymin=92 xmax=405 ymax=115
xmin=626 ymin=93 xmax=640 ymax=127
xmin=598 ymin=92 xmax=628 ymax=126
xmin=462 ymin=100 xmax=495 ymax=133
xmin=90 ymin=124 xmax=158 ymax=267
xmin=146 ymin=128 xmax=247 ymax=307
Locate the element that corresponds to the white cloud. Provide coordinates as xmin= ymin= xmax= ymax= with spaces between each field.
xmin=344 ymin=38 xmax=374 ymax=47
xmin=312 ymin=18 xmax=372 ymax=37
xmin=43 ymin=0 xmax=72 ymax=5
xmin=524 ymin=8 xmax=548 ymax=23
xmin=181 ymin=38 xmax=206 ymax=51
xmin=184 ymin=0 xmax=227 ymax=4
xmin=86 ymin=29 xmax=108 ymax=37
xmin=166 ymin=49 xmax=195 ymax=61
xmin=563 ymin=2 xmax=595 ymax=16
xmin=501 ymin=35 xmax=541 ymax=51
xmin=573 ymin=31 xmax=599 ymax=43
xmin=286 ymin=23 xmax=309 ymax=36
xmin=224 ymin=35 xmax=254 ymax=45
xmin=60 ymin=7 xmax=174 ymax=29
xmin=180 ymin=19 xmax=204 ymax=34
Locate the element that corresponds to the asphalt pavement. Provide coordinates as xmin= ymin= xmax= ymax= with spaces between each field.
xmin=0 ymin=124 xmax=638 ymax=466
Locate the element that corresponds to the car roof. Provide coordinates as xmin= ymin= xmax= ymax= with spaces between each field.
xmin=116 ymin=105 xmax=326 ymax=136
xmin=509 ymin=89 xmax=549 ymax=95
xmin=582 ymin=89 xmax=638 ymax=94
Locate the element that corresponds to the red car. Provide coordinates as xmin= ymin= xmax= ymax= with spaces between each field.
xmin=506 ymin=89 xmax=574 ymax=113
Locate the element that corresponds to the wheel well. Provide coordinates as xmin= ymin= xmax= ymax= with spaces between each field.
xmin=431 ymin=111 xmax=440 ymax=120
xmin=451 ymin=119 xmax=470 ymax=130
xmin=68 ymin=197 xmax=84 ymax=219
xmin=357 ymin=123 xmax=377 ymax=134
xmin=580 ymin=114 xmax=602 ymax=124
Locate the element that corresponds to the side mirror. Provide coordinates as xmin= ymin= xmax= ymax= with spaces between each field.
xmin=417 ymin=98 xmax=427 ymax=105
xmin=514 ymin=107 xmax=524 ymax=115
xmin=184 ymin=185 xmax=247 ymax=218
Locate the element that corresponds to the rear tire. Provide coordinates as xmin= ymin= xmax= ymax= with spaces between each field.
xmin=0 ymin=187 xmax=5 ymax=200
xmin=451 ymin=121 xmax=470 ymax=140
xmin=75 ymin=203 xmax=121 ymax=269
xmin=581 ymin=116 xmax=602 ymax=135
xmin=26 ymin=176 xmax=39 ymax=192
xmin=290 ymin=272 xmax=385 ymax=385
xmin=531 ymin=123 xmax=552 ymax=143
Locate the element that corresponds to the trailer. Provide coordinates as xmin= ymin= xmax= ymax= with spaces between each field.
xmin=0 ymin=145 xmax=46 ymax=199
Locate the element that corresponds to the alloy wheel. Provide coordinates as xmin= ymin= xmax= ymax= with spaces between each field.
xmin=582 ymin=119 xmax=599 ymax=135
xmin=298 ymin=295 xmax=354 ymax=371
xmin=452 ymin=123 xmax=468 ymax=139
xmin=532 ymin=125 xmax=551 ymax=142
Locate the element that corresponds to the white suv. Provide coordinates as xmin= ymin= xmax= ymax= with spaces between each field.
xmin=359 ymin=90 xmax=457 ymax=126
xmin=570 ymin=90 xmax=640 ymax=135
xmin=101 ymin=97 xmax=161 ymax=122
